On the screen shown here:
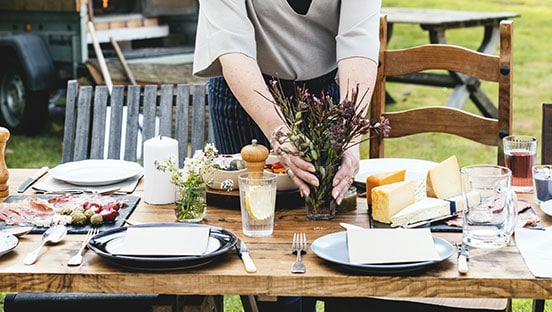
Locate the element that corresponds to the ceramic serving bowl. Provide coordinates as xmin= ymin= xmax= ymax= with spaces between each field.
xmin=274 ymin=172 xmax=297 ymax=191
xmin=208 ymin=167 xmax=246 ymax=190
xmin=204 ymin=154 xmax=246 ymax=190
xmin=265 ymin=153 xmax=297 ymax=191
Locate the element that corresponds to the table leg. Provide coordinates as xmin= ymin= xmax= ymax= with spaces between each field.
xmin=478 ymin=24 xmax=501 ymax=54
xmin=175 ymin=295 xmax=223 ymax=312
xmin=532 ymin=299 xmax=545 ymax=312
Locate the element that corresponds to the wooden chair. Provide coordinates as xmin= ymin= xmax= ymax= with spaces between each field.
xmin=370 ymin=15 xmax=513 ymax=166
xmin=325 ymin=15 xmax=513 ymax=312
xmin=62 ymin=80 xmax=214 ymax=165
xmin=542 ymin=103 xmax=552 ymax=164
xmin=19 ymin=80 xmax=221 ymax=312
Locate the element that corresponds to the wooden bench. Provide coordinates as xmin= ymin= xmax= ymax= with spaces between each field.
xmin=62 ymin=80 xmax=214 ymax=165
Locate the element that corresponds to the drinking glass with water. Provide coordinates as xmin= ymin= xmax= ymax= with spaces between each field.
xmin=461 ymin=165 xmax=517 ymax=249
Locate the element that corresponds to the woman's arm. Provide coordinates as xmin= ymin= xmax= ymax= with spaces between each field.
xmin=219 ymin=53 xmax=318 ymax=196
xmin=331 ymin=56 xmax=378 ymax=204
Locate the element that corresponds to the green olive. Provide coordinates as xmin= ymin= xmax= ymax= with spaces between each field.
xmin=70 ymin=211 xmax=88 ymax=225
xmin=84 ymin=209 xmax=95 ymax=219
xmin=90 ymin=213 xmax=103 ymax=226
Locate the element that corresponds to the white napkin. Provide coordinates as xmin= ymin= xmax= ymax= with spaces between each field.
xmin=32 ymin=173 xmax=142 ymax=194
xmin=515 ymin=228 xmax=552 ymax=278
xmin=347 ymin=228 xmax=440 ymax=264
xmin=116 ymin=227 xmax=211 ymax=256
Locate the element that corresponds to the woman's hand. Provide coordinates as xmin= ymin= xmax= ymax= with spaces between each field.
xmin=332 ymin=148 xmax=360 ymax=205
xmin=271 ymin=140 xmax=317 ymax=197
xmin=273 ymin=138 xmax=359 ymax=202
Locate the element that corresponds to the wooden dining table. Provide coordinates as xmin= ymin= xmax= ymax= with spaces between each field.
xmin=0 ymin=168 xmax=551 ymax=308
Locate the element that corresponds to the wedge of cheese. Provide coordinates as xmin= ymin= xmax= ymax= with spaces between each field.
xmin=365 ymin=169 xmax=406 ymax=205
xmin=426 ymin=155 xmax=462 ymax=199
xmin=390 ymin=197 xmax=450 ymax=227
xmin=445 ymin=191 xmax=481 ymax=213
xmin=371 ymin=180 xmax=415 ymax=224
xmin=390 ymin=191 xmax=481 ymax=227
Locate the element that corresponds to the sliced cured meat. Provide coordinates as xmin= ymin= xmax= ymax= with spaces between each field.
xmin=0 ymin=194 xmax=127 ymax=226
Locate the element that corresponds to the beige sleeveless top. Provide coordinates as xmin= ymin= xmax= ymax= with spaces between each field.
xmin=193 ymin=0 xmax=381 ymax=81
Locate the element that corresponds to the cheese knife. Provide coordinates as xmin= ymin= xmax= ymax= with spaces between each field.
xmin=457 ymin=243 xmax=469 ymax=274
xmin=236 ymin=240 xmax=256 ymax=273
xmin=400 ymin=214 xmax=458 ymax=229
xmin=17 ymin=166 xmax=48 ymax=193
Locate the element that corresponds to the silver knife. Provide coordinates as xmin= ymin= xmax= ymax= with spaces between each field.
xmin=236 ymin=240 xmax=257 ymax=273
xmin=400 ymin=213 xmax=458 ymax=229
xmin=17 ymin=166 xmax=48 ymax=193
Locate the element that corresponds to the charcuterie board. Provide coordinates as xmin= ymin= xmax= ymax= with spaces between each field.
xmin=0 ymin=195 xmax=140 ymax=234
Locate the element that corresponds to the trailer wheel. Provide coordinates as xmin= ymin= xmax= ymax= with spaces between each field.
xmin=0 ymin=66 xmax=48 ymax=135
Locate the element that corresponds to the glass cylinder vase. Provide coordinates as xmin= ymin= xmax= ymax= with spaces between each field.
xmin=174 ymin=183 xmax=207 ymax=222
xmin=305 ymin=164 xmax=339 ymax=220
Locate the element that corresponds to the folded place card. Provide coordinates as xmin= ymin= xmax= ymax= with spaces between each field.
xmin=116 ymin=226 xmax=211 ymax=256
xmin=515 ymin=228 xmax=552 ymax=278
xmin=347 ymin=228 xmax=440 ymax=265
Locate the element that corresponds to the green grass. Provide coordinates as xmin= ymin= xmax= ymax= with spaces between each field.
xmin=358 ymin=0 xmax=552 ymax=169
xmin=3 ymin=0 xmax=552 ymax=311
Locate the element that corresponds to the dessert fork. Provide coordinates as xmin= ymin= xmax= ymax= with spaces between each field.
xmin=67 ymin=228 xmax=99 ymax=266
xmin=291 ymin=232 xmax=307 ymax=273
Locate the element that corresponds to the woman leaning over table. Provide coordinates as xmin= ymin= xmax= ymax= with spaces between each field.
xmin=193 ymin=0 xmax=380 ymax=311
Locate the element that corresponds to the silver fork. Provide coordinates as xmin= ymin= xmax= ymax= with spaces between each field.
xmin=67 ymin=228 xmax=99 ymax=266
xmin=291 ymin=232 xmax=307 ymax=273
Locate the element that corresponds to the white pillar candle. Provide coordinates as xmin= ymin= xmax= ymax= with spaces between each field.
xmin=143 ymin=136 xmax=178 ymax=205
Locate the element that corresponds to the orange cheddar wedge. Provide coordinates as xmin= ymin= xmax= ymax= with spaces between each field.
xmin=365 ymin=169 xmax=406 ymax=205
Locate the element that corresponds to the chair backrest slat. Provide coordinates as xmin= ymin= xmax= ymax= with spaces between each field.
xmin=106 ymin=86 xmax=125 ymax=160
xmin=73 ymin=86 xmax=93 ymax=161
xmin=191 ymin=83 xmax=207 ymax=154
xmin=175 ymin=84 xmax=191 ymax=164
xmin=62 ymin=80 xmax=79 ymax=164
xmin=142 ymin=85 xmax=158 ymax=144
xmin=124 ymin=85 xmax=141 ymax=162
xmin=159 ymin=84 xmax=174 ymax=138
xmin=62 ymin=81 xmax=211 ymax=166
xmin=90 ymin=86 xmax=109 ymax=159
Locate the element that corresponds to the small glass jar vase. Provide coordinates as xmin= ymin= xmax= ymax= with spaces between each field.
xmin=305 ymin=164 xmax=339 ymax=220
xmin=174 ymin=184 xmax=207 ymax=222
xmin=336 ymin=186 xmax=358 ymax=213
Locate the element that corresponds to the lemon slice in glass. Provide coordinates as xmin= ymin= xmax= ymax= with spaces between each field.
xmin=245 ymin=186 xmax=273 ymax=220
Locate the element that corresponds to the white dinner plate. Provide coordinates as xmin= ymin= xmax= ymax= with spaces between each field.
xmin=354 ymin=158 xmax=437 ymax=185
xmin=539 ymin=200 xmax=552 ymax=217
xmin=88 ymin=223 xmax=238 ymax=271
xmin=0 ymin=233 xmax=18 ymax=258
xmin=0 ymin=225 xmax=33 ymax=237
xmin=50 ymin=159 xmax=143 ymax=186
xmin=311 ymin=231 xmax=454 ymax=274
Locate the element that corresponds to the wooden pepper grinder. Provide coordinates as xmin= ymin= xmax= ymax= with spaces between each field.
xmin=0 ymin=127 xmax=10 ymax=198
xmin=240 ymin=139 xmax=269 ymax=178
